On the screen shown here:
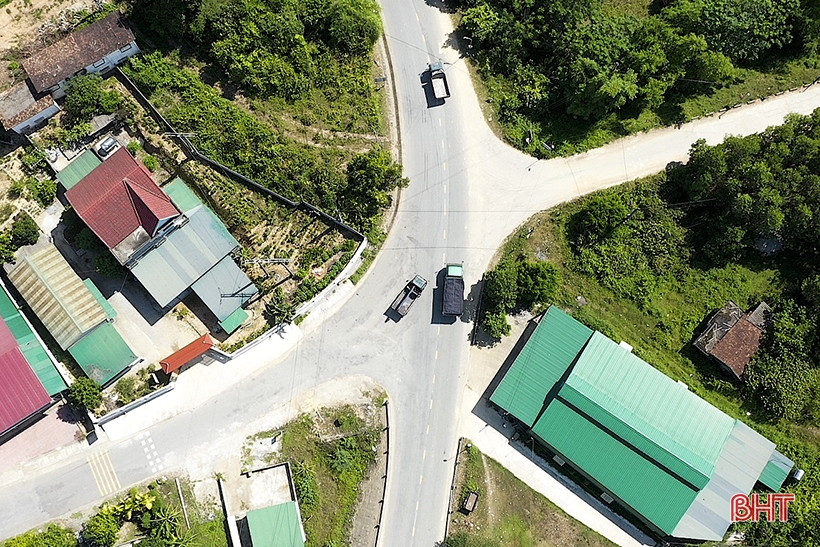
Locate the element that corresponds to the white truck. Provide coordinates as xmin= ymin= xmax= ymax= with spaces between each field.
xmin=429 ymin=62 xmax=451 ymax=100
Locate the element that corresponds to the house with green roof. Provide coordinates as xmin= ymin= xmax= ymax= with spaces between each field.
xmin=490 ymin=306 xmax=794 ymax=542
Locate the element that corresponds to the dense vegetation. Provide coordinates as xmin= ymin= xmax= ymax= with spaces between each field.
xmin=124 ymin=52 xmax=405 ymax=237
xmin=132 ymin=0 xmax=383 ymax=134
xmin=276 ymin=407 xmax=381 ymax=546
xmin=455 ymin=0 xmax=820 ymax=153
xmin=484 ymin=109 xmax=820 ymax=546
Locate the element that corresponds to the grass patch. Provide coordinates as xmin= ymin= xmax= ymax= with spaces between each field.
xmin=448 ymin=443 xmax=617 ymax=547
xmin=252 ymin=405 xmax=384 ymax=546
xmin=155 ymin=478 xmax=229 ymax=547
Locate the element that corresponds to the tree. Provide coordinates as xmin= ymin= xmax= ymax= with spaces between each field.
xmin=95 ymin=254 xmax=127 ymax=279
xmin=342 ymin=147 xmax=407 ymax=228
xmin=326 ymin=0 xmax=382 ymax=55
xmin=4 ymin=524 xmax=78 ymax=547
xmin=68 ymin=377 xmax=103 ymax=411
xmin=10 ymin=213 xmax=40 ymax=249
xmin=484 ymin=259 xmax=518 ymax=312
xmin=63 ymin=75 xmax=123 ymax=123
xmin=663 ymin=0 xmax=802 ymax=62
xmin=567 ymin=192 xmax=629 ymax=247
xmin=517 ymin=261 xmax=560 ymax=308
xmin=82 ymin=511 xmax=120 ymax=547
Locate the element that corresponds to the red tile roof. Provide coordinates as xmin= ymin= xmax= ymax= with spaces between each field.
xmin=0 ymin=317 xmax=50 ymax=433
xmin=710 ymin=318 xmax=763 ymax=380
xmin=160 ymin=334 xmax=216 ymax=374
xmin=65 ymin=147 xmax=179 ymax=250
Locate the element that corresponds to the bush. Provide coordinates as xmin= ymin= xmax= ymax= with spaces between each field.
xmin=518 ymin=261 xmax=560 ymax=308
xmin=142 ymin=155 xmax=158 ymax=172
xmin=10 ymin=213 xmax=39 ymax=249
xmin=82 ymin=511 xmax=120 ymax=547
xmin=484 ymin=259 xmax=519 ymax=312
xmin=68 ymin=377 xmax=102 ymax=411
xmin=4 ymin=524 xmax=78 ymax=547
xmin=482 ymin=310 xmax=511 ymax=339
xmin=115 ymin=377 xmax=138 ymax=405
xmin=63 ymin=75 xmax=123 ymax=123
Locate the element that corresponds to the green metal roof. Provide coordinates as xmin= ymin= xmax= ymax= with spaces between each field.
xmin=129 ymin=205 xmax=240 ymax=307
xmin=218 ymin=306 xmax=249 ymax=334
xmin=165 ymin=178 xmax=206 ymax=213
xmin=246 ymin=502 xmax=305 ymax=547
xmin=56 ymin=150 xmax=101 ymax=190
xmin=758 ymin=450 xmax=794 ymax=491
xmin=83 ymin=279 xmax=116 ymax=319
xmin=493 ymin=306 xmax=789 ymax=542
xmin=68 ymin=322 xmax=137 ymax=386
xmin=563 ymin=332 xmax=735 ymax=489
xmin=0 ymin=282 xmax=65 ymax=395
xmin=532 ymin=399 xmax=699 ymax=534
xmin=191 ymin=255 xmax=256 ymax=323
xmin=490 ymin=306 xmax=592 ymax=426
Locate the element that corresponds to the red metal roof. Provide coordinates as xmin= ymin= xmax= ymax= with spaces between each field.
xmin=160 ymin=334 xmax=216 ymax=374
xmin=65 ymin=148 xmax=179 ymax=250
xmin=0 ymin=317 xmax=50 ymax=434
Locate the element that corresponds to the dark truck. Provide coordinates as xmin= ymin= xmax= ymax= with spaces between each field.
xmin=428 ymin=62 xmax=451 ymax=100
xmin=391 ymin=275 xmax=428 ymax=317
xmin=442 ymin=263 xmax=464 ymax=316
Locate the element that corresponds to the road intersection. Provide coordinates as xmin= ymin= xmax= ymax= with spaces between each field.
xmin=2 ymin=0 xmax=820 ymax=545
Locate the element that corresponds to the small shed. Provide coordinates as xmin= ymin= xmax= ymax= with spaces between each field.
xmin=694 ymin=301 xmax=771 ymax=380
xmin=160 ymin=333 xmax=216 ymax=374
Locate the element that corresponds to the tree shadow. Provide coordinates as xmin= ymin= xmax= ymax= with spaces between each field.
xmin=423 ymin=0 xmax=458 ymax=15
xmin=56 ymin=403 xmax=79 ymax=425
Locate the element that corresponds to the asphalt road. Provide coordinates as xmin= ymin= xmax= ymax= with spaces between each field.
xmin=4 ymin=0 xmax=820 ymax=544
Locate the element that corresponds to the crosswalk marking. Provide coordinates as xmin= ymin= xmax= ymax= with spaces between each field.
xmin=87 ymin=451 xmax=121 ymax=497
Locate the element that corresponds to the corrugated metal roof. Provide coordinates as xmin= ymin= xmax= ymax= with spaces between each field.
xmin=68 ymin=322 xmax=136 ymax=385
xmin=164 ymin=177 xmax=205 ymax=214
xmin=494 ymin=308 xmax=790 ymax=542
xmin=0 ymin=280 xmax=65 ymax=395
xmin=758 ymin=450 xmax=794 ymax=491
xmin=565 ymin=332 xmax=734 ymax=486
xmin=490 ymin=306 xmax=592 ymax=426
xmin=672 ymin=420 xmax=775 ymax=541
xmin=160 ymin=333 xmax=215 ymax=374
xmin=191 ymin=255 xmax=256 ymax=322
xmin=219 ymin=307 xmax=249 ymax=334
xmin=8 ymin=245 xmax=108 ymax=349
xmin=246 ymin=502 xmax=305 ymax=547
xmin=0 ymin=318 xmax=50 ymax=434
xmin=83 ymin=279 xmax=116 ymax=319
xmin=129 ymin=206 xmax=239 ymax=307
xmin=56 ymin=150 xmax=101 ymax=190
xmin=532 ymin=399 xmax=699 ymax=534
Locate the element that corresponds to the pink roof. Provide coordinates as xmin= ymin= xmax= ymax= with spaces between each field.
xmin=0 ymin=317 xmax=49 ymax=433
xmin=65 ymin=147 xmax=179 ymax=250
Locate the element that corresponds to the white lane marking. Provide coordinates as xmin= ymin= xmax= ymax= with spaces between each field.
xmin=443 ymin=184 xmax=447 ymax=193
xmin=426 ymin=424 xmax=430 ymax=434
xmin=423 ymin=450 xmax=427 ymax=460
xmin=419 ymin=475 xmax=424 ymax=484
xmin=443 ymin=230 xmax=447 ymax=239
xmin=443 ymin=162 xmax=447 ymax=170
xmin=437 ymin=326 xmax=441 ymax=335
xmin=415 ymin=12 xmax=419 ymax=21
xmin=435 ymin=350 xmax=438 ymax=360
xmin=439 ymin=118 xmax=442 ymax=126
xmin=433 ymin=375 xmax=436 ymax=384
xmin=442 ymin=253 xmax=446 ymax=263
xmin=430 ymin=399 xmax=433 ymax=409
xmin=441 ymin=139 xmax=445 ymax=149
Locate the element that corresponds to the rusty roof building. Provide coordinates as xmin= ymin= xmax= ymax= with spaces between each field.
xmin=0 ymin=82 xmax=60 ymax=134
xmin=23 ymin=12 xmax=137 ymax=94
xmin=694 ymin=301 xmax=771 ymax=380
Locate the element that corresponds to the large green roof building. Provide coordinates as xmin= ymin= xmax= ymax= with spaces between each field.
xmin=490 ymin=306 xmax=793 ymax=542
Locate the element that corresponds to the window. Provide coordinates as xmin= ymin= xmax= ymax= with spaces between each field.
xmin=119 ymin=43 xmax=133 ymax=53
xmin=93 ymin=59 xmax=106 ymax=68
